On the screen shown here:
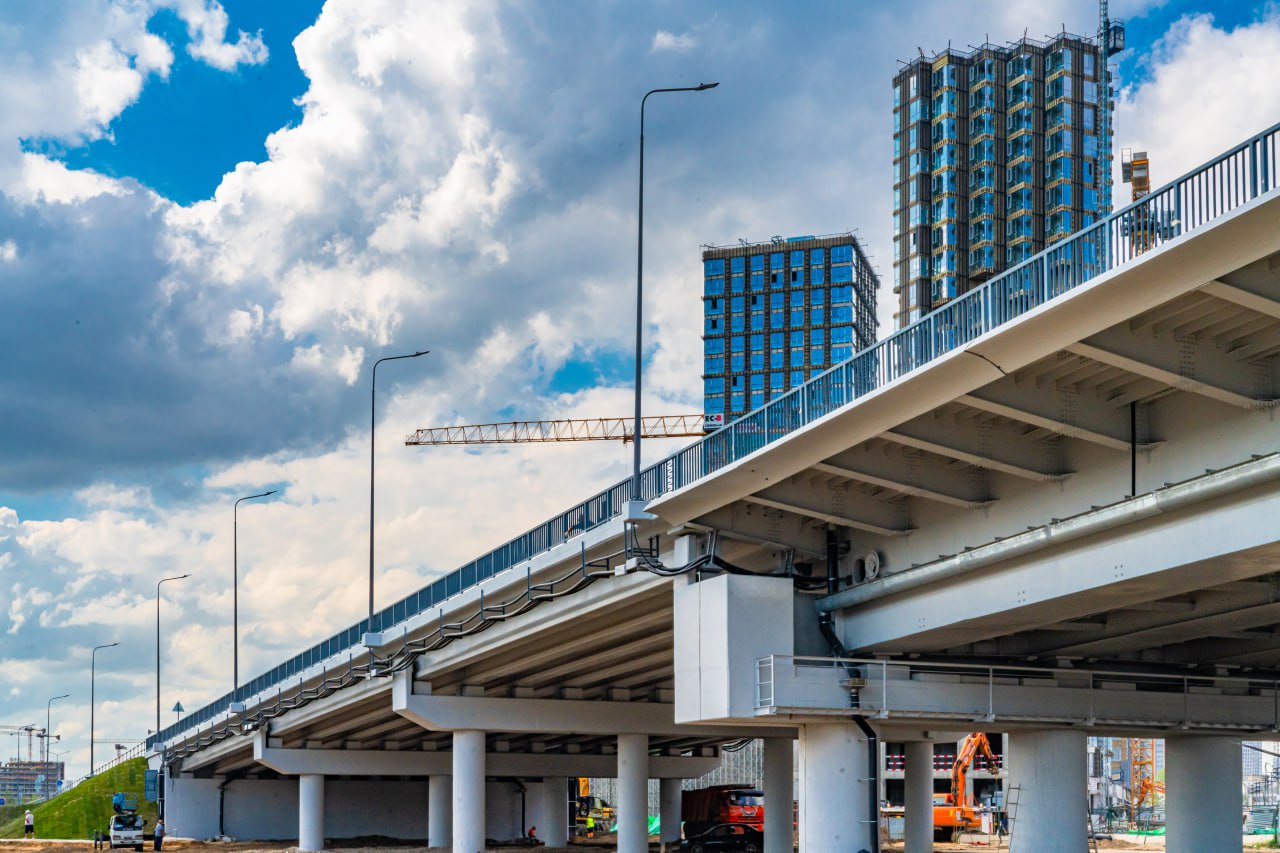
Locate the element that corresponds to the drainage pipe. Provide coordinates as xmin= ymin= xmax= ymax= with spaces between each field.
xmin=817 ymin=453 xmax=1280 ymax=613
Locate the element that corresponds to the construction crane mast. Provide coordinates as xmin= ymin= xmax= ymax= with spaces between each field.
xmin=406 ymin=415 xmax=705 ymax=446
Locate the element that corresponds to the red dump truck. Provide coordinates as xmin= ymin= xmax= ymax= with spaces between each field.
xmin=682 ymin=785 xmax=765 ymax=837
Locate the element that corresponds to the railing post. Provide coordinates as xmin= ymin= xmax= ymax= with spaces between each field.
xmin=882 ymin=660 xmax=888 ymax=713
xmin=988 ymin=666 xmax=994 ymax=719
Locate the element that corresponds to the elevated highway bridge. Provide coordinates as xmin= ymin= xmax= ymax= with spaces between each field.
xmin=151 ymin=125 xmax=1280 ymax=853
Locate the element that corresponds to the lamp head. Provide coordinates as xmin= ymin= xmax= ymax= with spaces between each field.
xmin=695 ymin=82 xmax=720 ymax=91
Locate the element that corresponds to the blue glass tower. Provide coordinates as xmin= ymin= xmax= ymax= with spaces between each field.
xmin=702 ymin=234 xmax=879 ymax=427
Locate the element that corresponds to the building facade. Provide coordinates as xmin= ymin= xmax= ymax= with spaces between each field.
xmin=702 ymin=234 xmax=878 ymax=425
xmin=891 ymin=32 xmax=1118 ymax=328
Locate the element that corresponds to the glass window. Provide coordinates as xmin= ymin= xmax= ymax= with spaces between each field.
xmin=832 ymin=305 xmax=853 ymax=323
xmin=750 ymin=313 xmax=764 ymax=331
xmin=750 ymin=391 xmax=763 ymax=409
xmin=831 ymin=244 xmax=853 ymax=263
xmin=706 ymin=338 xmax=724 ymax=354
xmin=704 ymin=259 xmax=725 ymax=275
xmin=789 ymin=308 xmax=803 ymax=325
xmin=811 ymin=307 xmax=824 ymax=325
xmin=770 ymin=350 xmax=783 ymax=369
xmin=730 ymin=256 xmax=745 ymax=273
xmin=831 ymin=326 xmax=853 ymax=344
xmin=705 ymin=396 xmax=724 ymax=414
xmin=731 ymin=336 xmax=744 ymax=352
xmin=751 ymin=333 xmax=764 ymax=350
xmin=704 ymin=377 xmax=724 ymax=395
xmin=704 ymin=356 xmax=723 ymax=374
xmin=770 ymin=373 xmax=785 ymax=390
xmin=1083 ymin=81 xmax=1099 ymax=105
xmin=811 ymin=266 xmax=825 ymax=285
xmin=810 ymin=248 xmax=824 ymax=265
xmin=831 ymin=264 xmax=853 ymax=283
xmin=730 ymin=314 xmax=745 ymax=332
xmin=810 ymin=347 xmax=824 ymax=365
xmin=770 ymin=252 xmax=784 ymax=268
xmin=731 ymin=393 xmax=744 ymax=411
xmin=831 ymin=286 xmax=853 ymax=304
xmin=750 ymin=273 xmax=763 ymax=290
xmin=750 ymin=254 xmax=764 ymax=271
xmin=730 ymin=296 xmax=744 ymax=313
xmin=731 ymin=274 xmax=745 ymax=293
xmin=704 ymin=277 xmax=724 ymax=296
xmin=790 ymin=250 xmax=805 ymax=266
xmin=790 ymin=291 xmax=805 ymax=307
xmin=811 ymin=288 xmax=825 ymax=304
xmin=831 ymin=345 xmax=852 ymax=362
xmin=811 ymin=329 xmax=825 ymax=345
xmin=770 ymin=332 xmax=784 ymax=348
xmin=750 ymin=352 xmax=764 ymax=370
xmin=730 ymin=354 xmax=744 ymax=372
xmin=750 ymin=374 xmax=764 ymax=390
xmin=704 ymin=317 xmax=722 ymax=333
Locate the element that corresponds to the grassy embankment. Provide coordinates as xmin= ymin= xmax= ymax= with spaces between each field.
xmin=0 ymin=758 xmax=157 ymax=839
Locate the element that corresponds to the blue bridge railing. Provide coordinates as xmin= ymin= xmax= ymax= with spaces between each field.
xmin=149 ymin=121 xmax=1280 ymax=750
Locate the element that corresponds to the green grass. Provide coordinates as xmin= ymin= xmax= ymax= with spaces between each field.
xmin=0 ymin=758 xmax=158 ymax=840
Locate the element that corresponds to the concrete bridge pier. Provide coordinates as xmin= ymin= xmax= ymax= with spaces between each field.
xmin=798 ymin=722 xmax=873 ymax=852
xmin=298 ymin=774 xmax=324 ymax=852
xmin=659 ymin=777 xmax=682 ymax=852
xmin=617 ymin=733 xmax=649 ymax=853
xmin=427 ymin=774 xmax=451 ymax=847
xmin=1007 ymin=730 xmax=1086 ymax=853
xmin=452 ymin=731 xmax=486 ymax=853
xmin=904 ymin=740 xmax=934 ymax=853
xmin=1165 ymin=736 xmax=1243 ymax=853
xmin=540 ymin=777 xmax=569 ymax=847
xmin=762 ymin=736 xmax=794 ymax=853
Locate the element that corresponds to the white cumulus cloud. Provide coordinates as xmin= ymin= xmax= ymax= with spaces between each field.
xmin=652 ymin=30 xmax=697 ymax=52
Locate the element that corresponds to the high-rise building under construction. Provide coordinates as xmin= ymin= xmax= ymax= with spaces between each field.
xmin=891 ymin=20 xmax=1124 ymax=327
xmin=701 ymin=233 xmax=878 ymax=425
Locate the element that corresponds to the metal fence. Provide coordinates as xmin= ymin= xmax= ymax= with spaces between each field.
xmin=149 ymin=121 xmax=1280 ymax=750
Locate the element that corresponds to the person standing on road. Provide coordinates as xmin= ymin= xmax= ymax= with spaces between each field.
xmin=153 ymin=818 xmax=165 ymax=850
xmin=24 ymin=809 xmax=34 ymax=838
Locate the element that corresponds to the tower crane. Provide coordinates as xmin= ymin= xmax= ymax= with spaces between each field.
xmin=406 ymin=414 xmax=705 ymax=446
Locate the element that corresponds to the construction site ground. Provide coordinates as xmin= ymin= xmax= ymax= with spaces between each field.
xmin=0 ymin=837 xmax=1275 ymax=852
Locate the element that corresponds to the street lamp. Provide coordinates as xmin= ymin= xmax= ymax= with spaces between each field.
xmin=156 ymin=574 xmax=190 ymax=733
xmin=633 ymin=82 xmax=719 ymax=499
xmin=90 ymin=642 xmax=119 ymax=775
xmin=234 ymin=491 xmax=275 ymax=692
xmin=45 ymin=694 xmax=68 ymax=798
xmin=369 ymin=350 xmax=429 ymax=622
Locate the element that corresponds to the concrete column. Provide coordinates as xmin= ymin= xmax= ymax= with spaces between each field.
xmin=904 ymin=741 xmax=934 ymax=853
xmin=659 ymin=777 xmax=683 ymax=851
xmin=1007 ymin=730 xmax=1086 ymax=853
xmin=541 ymin=777 xmax=569 ymax=847
xmin=798 ymin=723 xmax=871 ymax=853
xmin=1165 ymin=736 xmax=1242 ymax=853
xmin=427 ymin=775 xmax=451 ymax=848
xmin=617 ymin=733 xmax=650 ymax=853
xmin=298 ymin=774 xmax=324 ymax=852
xmin=762 ymin=737 xmax=794 ymax=853
xmin=452 ymin=731 xmax=486 ymax=853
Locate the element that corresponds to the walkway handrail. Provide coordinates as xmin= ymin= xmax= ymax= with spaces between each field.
xmin=149 ymin=120 xmax=1280 ymax=750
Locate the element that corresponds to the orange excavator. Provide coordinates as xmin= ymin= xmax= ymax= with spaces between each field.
xmin=933 ymin=733 xmax=999 ymax=839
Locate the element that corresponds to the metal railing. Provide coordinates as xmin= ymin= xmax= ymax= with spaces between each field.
xmin=149 ymin=121 xmax=1280 ymax=750
xmin=756 ymin=655 xmax=1280 ymax=731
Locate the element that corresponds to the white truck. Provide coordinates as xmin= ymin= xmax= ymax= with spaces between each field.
xmin=107 ymin=793 xmax=146 ymax=851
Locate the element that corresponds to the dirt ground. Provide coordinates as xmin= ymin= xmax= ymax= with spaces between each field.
xmin=0 ymin=838 xmax=1268 ymax=852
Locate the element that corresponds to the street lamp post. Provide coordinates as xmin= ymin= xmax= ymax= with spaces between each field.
xmin=45 ymin=693 xmax=68 ymax=797
xmin=156 ymin=574 xmax=190 ymax=733
xmin=633 ymin=82 xmax=719 ymax=499
xmin=90 ymin=642 xmax=118 ymax=776
xmin=234 ymin=491 xmax=275 ymax=692
xmin=369 ymin=350 xmax=429 ymax=623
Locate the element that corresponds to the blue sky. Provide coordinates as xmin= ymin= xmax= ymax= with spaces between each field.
xmin=0 ymin=0 xmax=1277 ymax=779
